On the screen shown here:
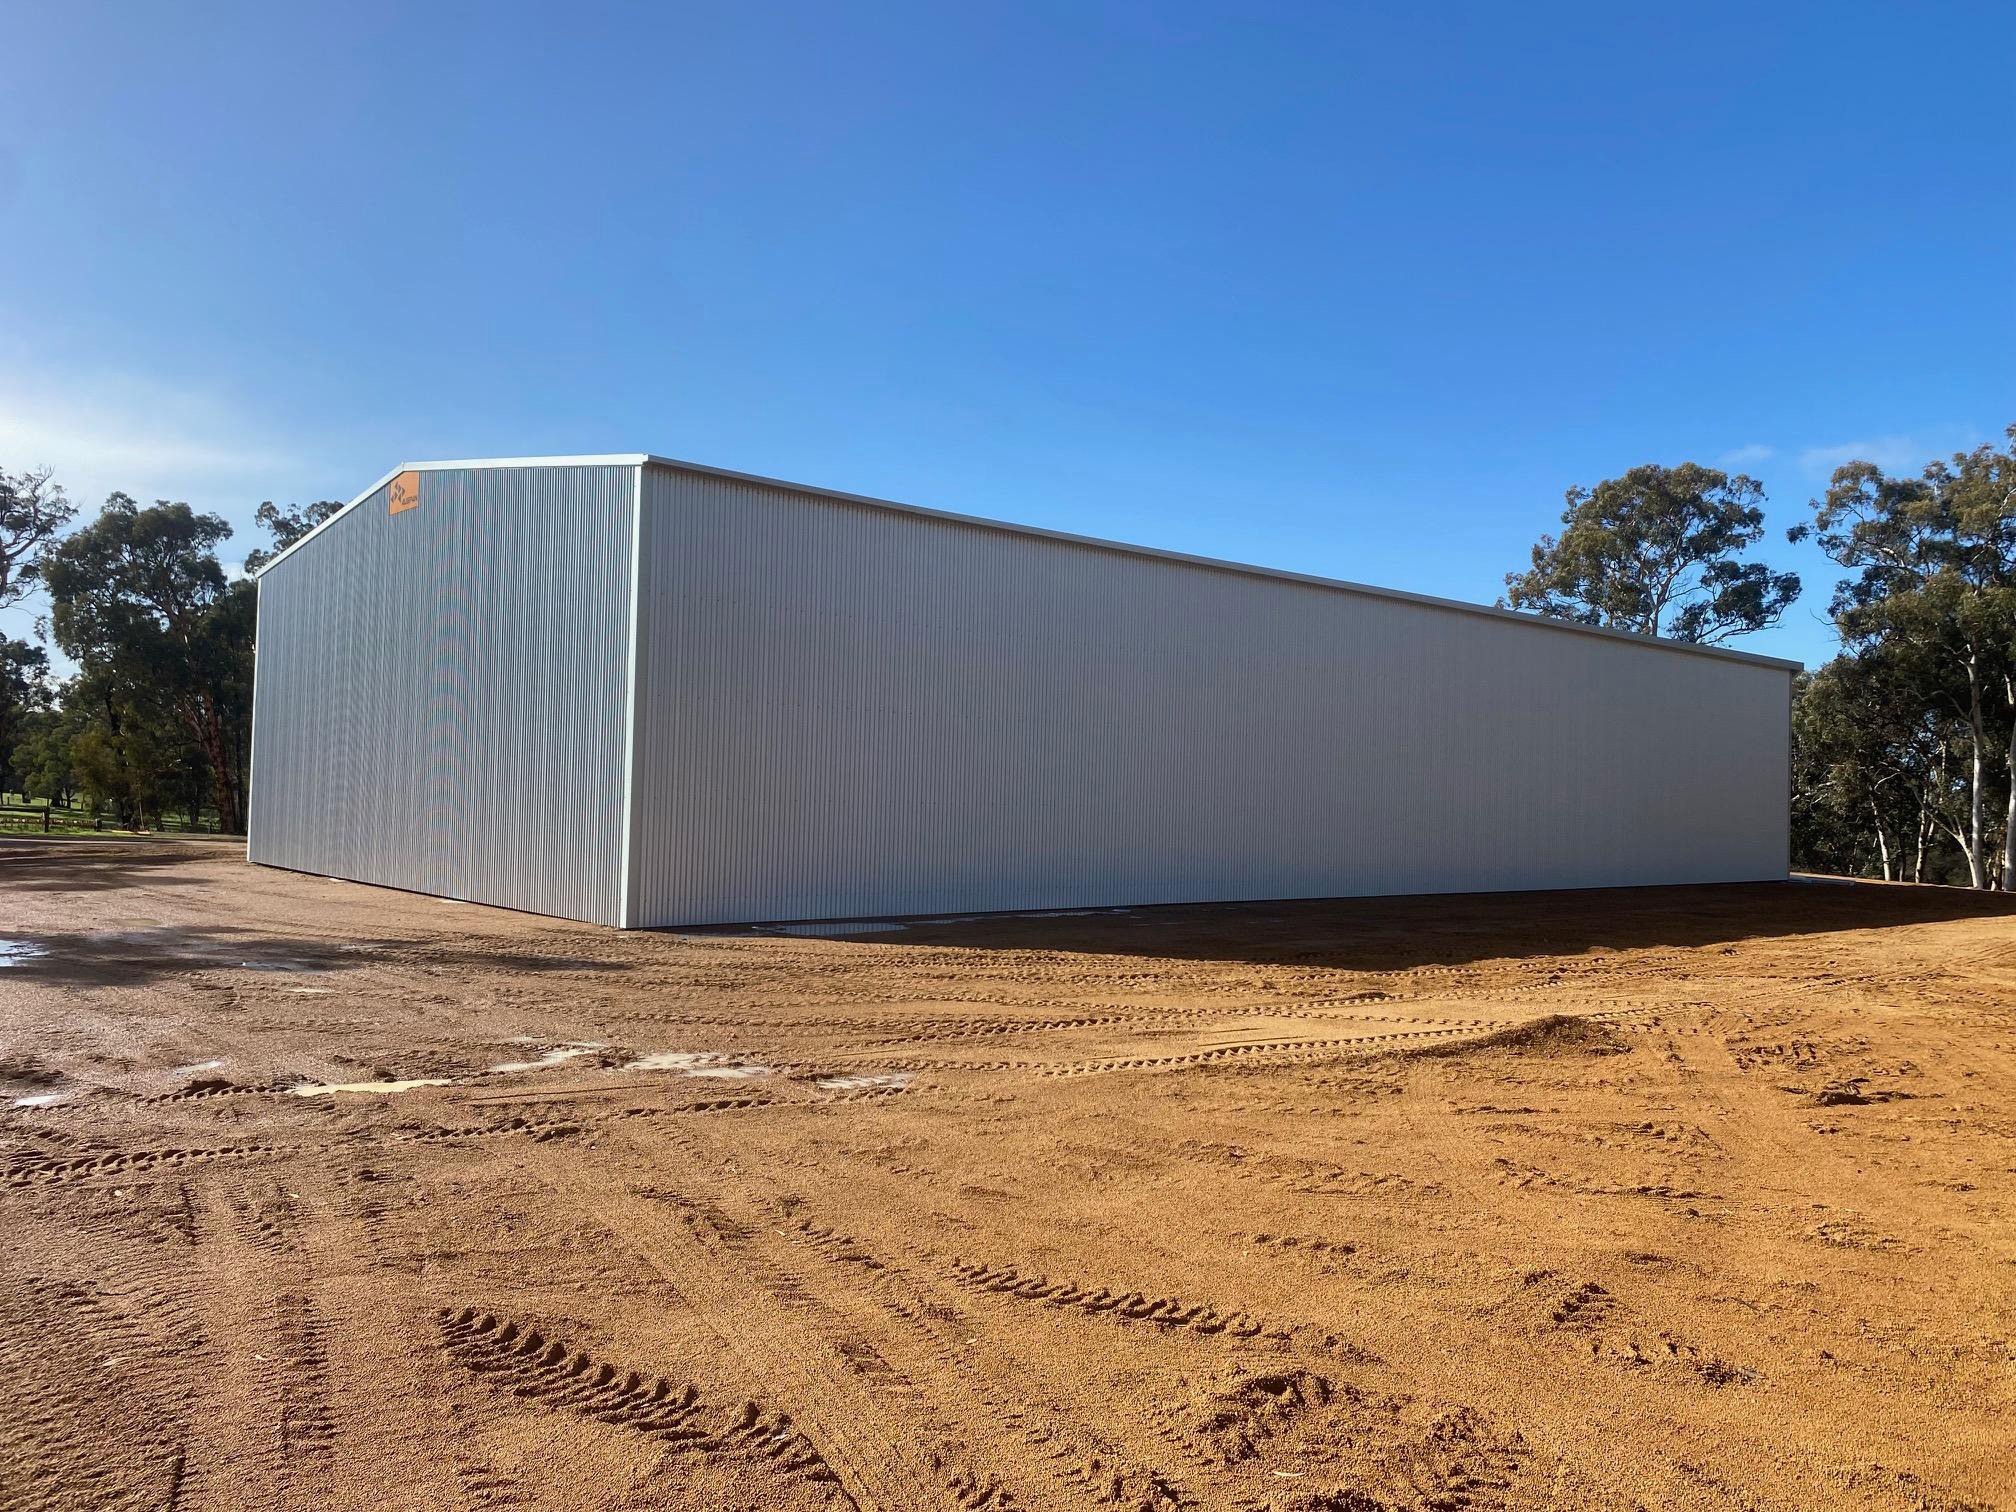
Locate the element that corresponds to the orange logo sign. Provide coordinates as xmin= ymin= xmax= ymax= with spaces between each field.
xmin=388 ymin=471 xmax=421 ymax=515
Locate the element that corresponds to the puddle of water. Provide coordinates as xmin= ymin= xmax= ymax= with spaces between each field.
xmin=814 ymin=1072 xmax=915 ymax=1092
xmin=172 ymin=1059 xmax=227 ymax=1075
xmin=766 ymin=921 xmax=906 ymax=937
xmin=290 ymin=1078 xmax=453 ymax=1097
xmin=0 ymin=940 xmax=49 ymax=967
xmin=11 ymin=1092 xmax=66 ymax=1108
xmin=624 ymin=1051 xmax=771 ymax=1079
xmin=485 ymin=1042 xmax=605 ymax=1074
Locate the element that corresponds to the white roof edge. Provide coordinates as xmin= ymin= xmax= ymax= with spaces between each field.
xmin=254 ymin=451 xmax=1803 ymax=674
xmin=251 ymin=455 xmax=651 ymax=577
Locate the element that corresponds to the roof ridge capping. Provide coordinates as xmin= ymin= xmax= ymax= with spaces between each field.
xmin=255 ymin=452 xmax=1803 ymax=674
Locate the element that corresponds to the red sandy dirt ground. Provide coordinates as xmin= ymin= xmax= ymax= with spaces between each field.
xmin=1 ymin=840 xmax=2012 ymax=1512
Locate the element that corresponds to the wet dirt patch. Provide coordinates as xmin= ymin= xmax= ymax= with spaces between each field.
xmin=0 ymin=938 xmax=50 ymax=966
xmin=625 ymin=1051 xmax=772 ymax=1079
xmin=813 ymin=1072 xmax=916 ymax=1092
xmin=290 ymin=1078 xmax=455 ymax=1097
xmin=0 ymin=1053 xmax=67 ymax=1106
xmin=485 ymin=1042 xmax=608 ymax=1074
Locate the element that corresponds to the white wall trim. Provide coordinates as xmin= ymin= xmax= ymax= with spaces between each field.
xmin=245 ymin=574 xmax=265 ymax=858
xmin=616 ymin=463 xmax=645 ymax=928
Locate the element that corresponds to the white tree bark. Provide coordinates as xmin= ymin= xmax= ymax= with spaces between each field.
xmin=2003 ymin=703 xmax=2016 ymax=891
xmin=1965 ymin=660 xmax=1988 ymax=888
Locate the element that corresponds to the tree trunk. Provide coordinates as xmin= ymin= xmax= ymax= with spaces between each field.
xmin=203 ymin=695 xmax=243 ymax=834
xmin=1964 ymin=658 xmax=1988 ymax=887
xmin=1871 ymin=801 xmax=1893 ymax=882
xmin=173 ymin=688 xmax=245 ymax=835
xmin=2003 ymin=696 xmax=2016 ymax=891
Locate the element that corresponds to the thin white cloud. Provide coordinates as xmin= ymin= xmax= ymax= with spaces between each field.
xmin=1719 ymin=443 xmax=1775 ymax=466
xmin=1706 ymin=428 xmax=1996 ymax=484
xmin=0 ymin=368 xmax=306 ymax=509
xmin=1795 ymin=434 xmax=1944 ymax=477
xmin=0 ymin=361 xmax=347 ymax=673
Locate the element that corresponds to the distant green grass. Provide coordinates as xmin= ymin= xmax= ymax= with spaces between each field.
xmin=0 ymin=794 xmax=223 ymax=836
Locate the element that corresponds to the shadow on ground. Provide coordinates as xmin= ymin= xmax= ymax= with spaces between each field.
xmin=724 ymin=880 xmax=2016 ymax=973
xmin=0 ymin=841 xmax=223 ymax=893
xmin=0 ymin=927 xmax=635 ymax=990
xmin=0 ymin=926 xmax=376 ymax=990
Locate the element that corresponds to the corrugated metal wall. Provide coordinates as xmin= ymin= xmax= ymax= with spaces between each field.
xmin=628 ymin=464 xmax=1791 ymax=927
xmin=248 ymin=465 xmax=635 ymax=925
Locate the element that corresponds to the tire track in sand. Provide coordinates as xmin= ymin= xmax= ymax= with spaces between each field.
xmin=533 ymin=1144 xmax=974 ymax=1512
xmin=777 ymin=1214 xmax=1190 ymax=1510
xmin=435 ymin=1305 xmax=843 ymax=1486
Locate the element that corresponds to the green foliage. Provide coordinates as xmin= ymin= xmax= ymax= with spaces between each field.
xmin=66 ymin=668 xmax=184 ymax=826
xmin=1789 ymin=425 xmax=2016 ymax=886
xmin=1790 ymin=649 xmax=1976 ymax=881
xmin=0 ymin=465 xmax=77 ymax=612
xmin=242 ymin=498 xmax=342 ymax=573
xmin=13 ymin=703 xmax=86 ymax=808
xmin=1503 ymin=463 xmax=1800 ymax=644
xmin=0 ymin=467 xmax=318 ymax=835
xmin=0 ymin=635 xmax=50 ymax=795
xmin=43 ymin=494 xmax=257 ymax=833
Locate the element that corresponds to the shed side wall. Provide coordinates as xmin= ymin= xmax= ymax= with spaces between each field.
xmin=629 ymin=467 xmax=1791 ymax=927
xmin=248 ymin=464 xmax=634 ymax=925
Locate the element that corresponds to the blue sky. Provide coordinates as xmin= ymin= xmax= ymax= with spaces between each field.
xmin=4 ymin=1 xmax=2011 ymax=668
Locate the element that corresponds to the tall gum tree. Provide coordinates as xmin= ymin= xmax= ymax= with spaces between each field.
xmin=0 ymin=465 xmax=73 ymax=793
xmin=0 ymin=464 xmax=76 ymax=612
xmin=242 ymin=498 xmax=342 ymax=574
xmin=1502 ymin=463 xmax=1800 ymax=644
xmin=43 ymin=496 xmax=256 ymax=834
xmin=1944 ymin=429 xmax=2016 ymax=886
xmin=1793 ymin=426 xmax=2016 ymax=889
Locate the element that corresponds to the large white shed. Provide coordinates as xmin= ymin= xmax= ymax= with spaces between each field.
xmin=247 ymin=454 xmax=1798 ymax=927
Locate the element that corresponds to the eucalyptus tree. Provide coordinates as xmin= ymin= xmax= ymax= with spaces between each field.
xmin=1794 ymin=427 xmax=2016 ymax=887
xmin=0 ymin=637 xmax=49 ymax=799
xmin=0 ymin=464 xmax=74 ymax=801
xmin=1503 ymin=463 xmax=1800 ymax=644
xmin=65 ymin=666 xmax=182 ymax=827
xmin=42 ymin=496 xmax=257 ymax=833
xmin=242 ymin=497 xmax=343 ymax=573
xmin=13 ymin=702 xmax=84 ymax=810
xmin=1794 ymin=646 xmax=1969 ymax=882
xmin=1942 ymin=427 xmax=2016 ymax=886
xmin=0 ymin=464 xmax=75 ymax=612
